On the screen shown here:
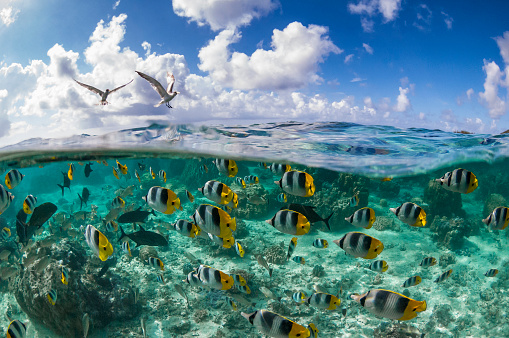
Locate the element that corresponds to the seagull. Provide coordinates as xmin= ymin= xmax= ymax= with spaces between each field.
xmin=74 ymin=79 xmax=133 ymax=105
xmin=136 ymin=71 xmax=179 ymax=108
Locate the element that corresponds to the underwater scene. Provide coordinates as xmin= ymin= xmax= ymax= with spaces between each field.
xmin=1 ymin=122 xmax=509 ymax=338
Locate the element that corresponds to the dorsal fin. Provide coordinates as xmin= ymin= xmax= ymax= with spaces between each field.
xmin=138 ymin=224 xmax=145 ymax=231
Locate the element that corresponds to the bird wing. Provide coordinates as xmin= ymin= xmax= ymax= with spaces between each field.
xmin=166 ymin=72 xmax=175 ymax=93
xmin=136 ymin=71 xmax=167 ymax=98
xmin=109 ymin=79 xmax=134 ymax=94
xmin=74 ymin=79 xmax=104 ymax=96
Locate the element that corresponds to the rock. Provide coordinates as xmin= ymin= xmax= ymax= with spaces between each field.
xmin=12 ymin=241 xmax=139 ymax=337
xmin=139 ymin=246 xmax=158 ymax=263
xmin=378 ymin=180 xmax=400 ymax=198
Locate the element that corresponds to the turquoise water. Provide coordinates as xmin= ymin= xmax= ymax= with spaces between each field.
xmin=1 ymin=122 xmax=508 ymax=337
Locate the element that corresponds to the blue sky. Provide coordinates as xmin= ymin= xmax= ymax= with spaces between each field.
xmin=0 ymin=0 xmax=508 ymax=145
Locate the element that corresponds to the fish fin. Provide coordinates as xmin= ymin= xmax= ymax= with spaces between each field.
xmin=78 ymin=194 xmax=83 ymax=210
xmin=151 ymin=209 xmax=156 ymax=216
xmin=138 ymin=224 xmax=146 ymax=231
xmin=57 ymin=184 xmax=64 ymax=197
xmin=269 ymin=268 xmax=273 ymax=277
xmin=323 ymin=211 xmax=334 ymax=231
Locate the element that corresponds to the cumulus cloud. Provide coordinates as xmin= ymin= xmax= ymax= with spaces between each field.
xmin=362 ymin=43 xmax=373 ymax=54
xmin=495 ymin=31 xmax=509 ymax=65
xmin=393 ymin=87 xmax=410 ymax=112
xmin=0 ymin=6 xmax=19 ymax=27
xmin=479 ymin=60 xmax=506 ymax=118
xmin=172 ymin=0 xmax=278 ymax=31
xmin=198 ymin=22 xmax=342 ymax=90
xmin=477 ymin=32 xmax=509 ymax=120
xmin=348 ymin=0 xmax=401 ymax=32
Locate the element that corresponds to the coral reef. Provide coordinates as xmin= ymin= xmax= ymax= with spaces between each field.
xmin=423 ymin=180 xmax=463 ymax=218
xmin=373 ymin=215 xmax=400 ymax=231
xmin=312 ymin=265 xmax=325 ymax=277
xmin=429 ymin=216 xmax=479 ymax=251
xmin=374 ymin=322 xmax=424 ymax=338
xmin=483 ymin=193 xmax=507 ymax=217
xmin=439 ymin=252 xmax=456 ymax=267
xmin=263 ymin=242 xmax=287 ymax=265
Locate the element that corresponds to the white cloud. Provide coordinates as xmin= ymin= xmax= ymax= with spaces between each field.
xmin=466 ymin=88 xmax=474 ymax=100
xmin=362 ymin=43 xmax=374 ymax=54
xmin=0 ymin=89 xmax=7 ymax=99
xmin=198 ymin=22 xmax=342 ymax=90
xmin=441 ymin=11 xmax=453 ymax=30
xmin=113 ymin=0 xmax=121 ymax=10
xmin=495 ymin=31 xmax=509 ymax=65
xmin=0 ymin=6 xmax=19 ymax=27
xmin=378 ymin=0 xmax=401 ymax=22
xmin=142 ymin=41 xmax=151 ymax=56
xmin=393 ymin=86 xmax=410 ymax=112
xmin=172 ymin=0 xmax=278 ymax=31
xmin=348 ymin=0 xmax=401 ymax=32
xmin=478 ymin=59 xmax=506 ymax=119
xmin=413 ymin=4 xmax=432 ymax=31
xmin=360 ymin=17 xmax=374 ymax=33
xmin=344 ymin=53 xmax=354 ymax=64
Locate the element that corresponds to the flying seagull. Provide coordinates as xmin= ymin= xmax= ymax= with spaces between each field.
xmin=136 ymin=71 xmax=179 ymax=108
xmin=74 ymin=79 xmax=133 ymax=105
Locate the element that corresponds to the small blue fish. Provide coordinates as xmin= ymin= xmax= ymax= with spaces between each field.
xmin=485 ymin=269 xmax=498 ymax=277
xmin=159 ymin=170 xmax=167 ymax=183
xmin=312 ymin=239 xmax=328 ymax=249
xmin=148 ymin=257 xmax=164 ymax=271
xmin=122 ymin=241 xmax=131 ymax=256
xmin=227 ymin=298 xmax=238 ymax=311
xmin=292 ymin=256 xmax=305 ymax=264
xmin=244 ymin=175 xmax=259 ymax=185
xmin=287 ymin=237 xmax=297 ymax=260
xmin=61 ymin=266 xmax=69 ymax=285
xmin=235 ymin=177 xmax=246 ymax=189
xmin=292 ymin=291 xmax=306 ymax=304
xmin=1 ymin=227 xmax=11 ymax=240
xmin=434 ymin=269 xmax=452 ymax=283
xmin=47 ymin=289 xmax=57 ymax=305
xmin=402 ymin=276 xmax=421 ymax=288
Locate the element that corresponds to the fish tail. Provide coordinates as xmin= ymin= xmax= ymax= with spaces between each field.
xmin=57 ymin=184 xmax=64 ymax=196
xmin=118 ymin=226 xmax=127 ymax=242
xmin=324 ymin=211 xmax=334 ymax=231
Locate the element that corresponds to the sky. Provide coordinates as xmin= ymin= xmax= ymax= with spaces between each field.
xmin=0 ymin=0 xmax=508 ymax=146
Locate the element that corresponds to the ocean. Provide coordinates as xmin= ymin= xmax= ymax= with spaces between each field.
xmin=0 ymin=122 xmax=508 ymax=337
